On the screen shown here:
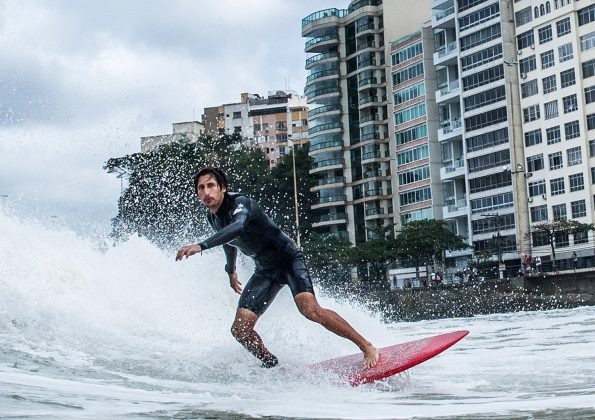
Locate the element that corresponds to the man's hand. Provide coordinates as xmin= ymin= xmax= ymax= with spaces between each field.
xmin=175 ymin=244 xmax=202 ymax=261
xmin=229 ymin=272 xmax=242 ymax=294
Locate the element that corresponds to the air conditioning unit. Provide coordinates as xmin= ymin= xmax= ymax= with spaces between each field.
xmin=521 ymin=73 xmax=527 ymax=79
xmin=528 ymin=197 xmax=533 ymax=203
xmin=530 ymin=44 xmax=535 ymax=50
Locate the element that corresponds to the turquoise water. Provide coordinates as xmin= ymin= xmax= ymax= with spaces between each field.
xmin=1 ymin=212 xmax=594 ymax=419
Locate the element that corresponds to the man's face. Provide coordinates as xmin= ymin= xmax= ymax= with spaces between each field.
xmin=196 ymin=174 xmax=226 ymax=212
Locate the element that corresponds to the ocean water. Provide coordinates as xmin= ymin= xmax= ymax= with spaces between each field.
xmin=1 ymin=211 xmax=594 ymax=419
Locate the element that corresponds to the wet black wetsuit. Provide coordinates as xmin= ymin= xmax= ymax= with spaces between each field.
xmin=198 ymin=192 xmax=314 ymax=316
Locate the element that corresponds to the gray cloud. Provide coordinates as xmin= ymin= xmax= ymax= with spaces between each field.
xmin=0 ymin=0 xmax=347 ymax=233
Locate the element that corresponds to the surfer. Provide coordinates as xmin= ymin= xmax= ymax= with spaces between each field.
xmin=176 ymin=167 xmax=379 ymax=369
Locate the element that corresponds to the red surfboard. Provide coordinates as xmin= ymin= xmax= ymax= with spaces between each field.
xmin=309 ymin=330 xmax=469 ymax=386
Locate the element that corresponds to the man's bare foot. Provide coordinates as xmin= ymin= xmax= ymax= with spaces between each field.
xmin=362 ymin=343 xmax=379 ymax=369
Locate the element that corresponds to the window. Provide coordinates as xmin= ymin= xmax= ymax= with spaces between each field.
xmin=470 ymin=192 xmax=514 ymax=214
xmin=592 ymin=167 xmax=595 ymax=184
xmin=544 ymin=100 xmax=559 ymax=119
xmin=549 ymin=152 xmax=563 ymax=170
xmin=517 ymin=29 xmax=535 ymax=50
xmin=516 ymin=7 xmax=533 ymax=27
xmin=574 ymin=230 xmax=589 ymax=244
xmin=465 ymin=107 xmax=508 ymax=132
xmin=467 ymin=149 xmax=510 ymax=172
xmin=542 ymin=75 xmax=557 ymax=93
xmin=519 ymin=56 xmax=537 ymax=74
xmin=461 ymin=44 xmax=503 ymax=71
xmin=571 ymin=200 xmax=587 ymax=218
xmin=583 ymin=59 xmax=595 ymax=79
xmin=532 ymin=231 xmax=550 ymax=247
xmin=550 ymin=177 xmax=565 ymax=195
xmin=466 ymin=127 xmax=509 ymax=152
xmin=552 ymin=203 xmax=567 ymax=221
xmin=539 ymin=25 xmax=553 ymax=43
xmin=395 ymin=103 xmax=426 ymax=124
xmin=541 ymin=50 xmax=555 ymax=69
xmin=555 ymin=232 xmax=569 ymax=247
xmin=567 ymin=146 xmax=582 ymax=166
xmin=528 ymin=179 xmax=546 ymax=196
xmin=400 ymin=186 xmax=432 ymax=206
xmin=588 ymin=113 xmax=595 ymax=131
xmin=464 ymin=86 xmax=506 ymax=111
xmin=559 ymin=43 xmax=574 ymax=62
xmin=392 ymin=41 xmax=423 ymax=64
xmin=546 ymin=126 xmax=561 ymax=144
xmin=531 ymin=205 xmax=548 ymax=222
xmin=581 ymin=31 xmax=595 ymax=52
xmin=523 ymin=104 xmax=540 ymax=122
xmin=556 ymin=17 xmax=571 ymax=37
xmin=394 ymin=82 xmax=425 ymax=104
xmin=396 ymin=123 xmax=428 ymax=145
xmin=560 ymin=68 xmax=576 ymax=88
xmin=462 ymin=65 xmax=504 ymax=91
xmin=578 ymin=4 xmax=595 ymax=26
xmin=394 ymin=62 xmax=424 ymax=84
xmin=233 ymin=111 xmax=242 ymax=119
xmin=276 ymin=121 xmax=287 ymax=131
xmin=527 ymin=154 xmax=545 ymax=172
xmin=458 ymin=3 xmax=500 ymax=31
xmin=521 ymin=80 xmax=538 ymax=98
xmin=460 ymin=23 xmax=501 ymax=51
xmin=569 ymin=173 xmax=585 ymax=192
xmin=565 ymin=120 xmax=580 ymax=140
xmin=525 ymin=129 xmax=542 ymax=147
xmin=585 ymin=86 xmax=595 ymax=104
xmin=563 ymin=94 xmax=578 ymax=113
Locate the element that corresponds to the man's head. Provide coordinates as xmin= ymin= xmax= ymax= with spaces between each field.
xmin=193 ymin=167 xmax=228 ymax=213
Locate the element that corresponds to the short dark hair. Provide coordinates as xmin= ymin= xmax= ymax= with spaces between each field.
xmin=193 ymin=167 xmax=228 ymax=194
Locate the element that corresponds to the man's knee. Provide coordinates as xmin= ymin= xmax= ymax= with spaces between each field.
xmin=298 ymin=301 xmax=324 ymax=322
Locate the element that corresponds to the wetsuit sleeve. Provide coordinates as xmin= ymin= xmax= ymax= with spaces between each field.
xmin=223 ymin=244 xmax=237 ymax=274
xmin=198 ymin=196 xmax=252 ymax=250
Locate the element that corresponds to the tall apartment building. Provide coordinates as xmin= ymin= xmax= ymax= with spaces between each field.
xmin=389 ymin=27 xmax=443 ymax=230
xmin=302 ymin=0 xmax=430 ymax=244
xmin=202 ymin=91 xmax=308 ymax=168
xmin=512 ymin=1 xmax=595 ymax=268
xmin=429 ymin=0 xmax=526 ymax=273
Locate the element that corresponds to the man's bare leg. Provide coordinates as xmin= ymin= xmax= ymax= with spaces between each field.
xmin=230 ymin=308 xmax=278 ymax=367
xmin=294 ymin=292 xmax=379 ymax=369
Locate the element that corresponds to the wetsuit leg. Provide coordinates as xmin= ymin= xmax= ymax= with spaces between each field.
xmin=282 ymin=252 xmax=315 ymax=297
xmin=237 ymin=269 xmax=283 ymax=317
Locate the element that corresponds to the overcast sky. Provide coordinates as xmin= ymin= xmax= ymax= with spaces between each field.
xmin=0 ymin=0 xmax=347 ymax=234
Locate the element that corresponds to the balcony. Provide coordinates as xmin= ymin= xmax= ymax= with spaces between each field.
xmin=302 ymin=8 xmax=347 ymax=30
xmin=308 ymin=121 xmax=342 ymax=135
xmin=436 ymin=80 xmax=460 ymax=103
xmin=310 ymin=158 xmax=344 ymax=171
xmin=305 ymin=35 xmax=338 ymax=53
xmin=315 ymin=176 xmax=346 ymax=187
xmin=432 ymin=6 xmax=455 ymax=29
xmin=307 ymin=86 xmax=340 ymax=102
xmin=308 ymin=104 xmax=341 ymax=119
xmin=306 ymin=69 xmax=339 ymax=85
xmin=443 ymin=197 xmax=468 ymax=218
xmin=440 ymin=158 xmax=466 ymax=179
xmin=434 ymin=41 xmax=458 ymax=65
xmin=305 ymin=52 xmax=339 ymax=69
xmin=316 ymin=194 xmax=347 ymax=204
xmin=309 ymin=139 xmax=343 ymax=152
xmin=315 ymin=213 xmax=347 ymax=224
xmin=438 ymin=118 xmax=463 ymax=142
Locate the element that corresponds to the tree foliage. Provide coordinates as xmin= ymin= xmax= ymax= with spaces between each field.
xmin=103 ymin=134 xmax=297 ymax=248
xmin=530 ymin=219 xmax=595 ymax=266
xmin=394 ymin=220 xmax=469 ymax=279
